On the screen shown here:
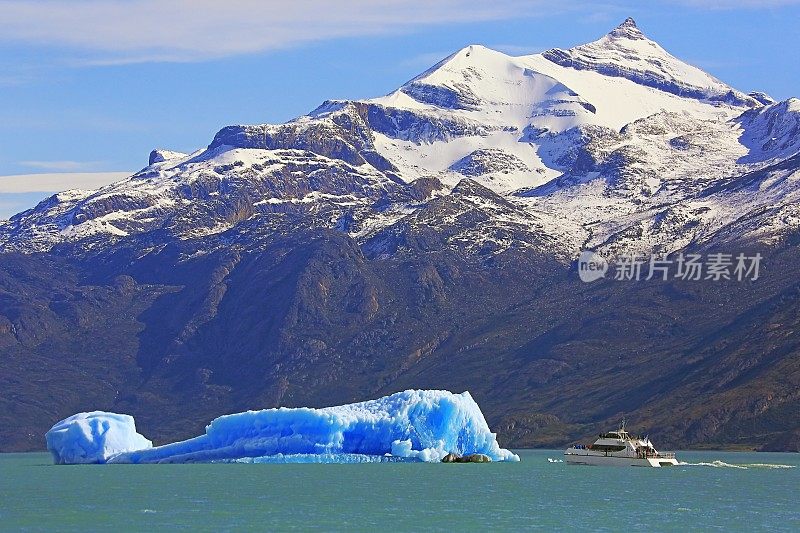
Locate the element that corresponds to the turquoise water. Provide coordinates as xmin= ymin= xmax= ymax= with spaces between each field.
xmin=0 ymin=450 xmax=797 ymax=531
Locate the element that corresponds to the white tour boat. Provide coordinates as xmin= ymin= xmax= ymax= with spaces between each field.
xmin=564 ymin=423 xmax=679 ymax=467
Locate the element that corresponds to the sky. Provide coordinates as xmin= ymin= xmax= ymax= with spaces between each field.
xmin=0 ymin=0 xmax=799 ymax=218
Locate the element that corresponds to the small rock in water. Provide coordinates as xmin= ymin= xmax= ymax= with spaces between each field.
xmin=441 ymin=452 xmax=491 ymax=463
xmin=463 ymin=453 xmax=492 ymax=463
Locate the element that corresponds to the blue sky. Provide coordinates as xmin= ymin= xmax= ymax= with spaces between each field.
xmin=1 ymin=0 xmax=799 ymax=218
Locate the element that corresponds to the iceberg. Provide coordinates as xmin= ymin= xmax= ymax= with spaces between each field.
xmin=45 ymin=390 xmax=519 ymax=464
xmin=45 ymin=411 xmax=153 ymax=465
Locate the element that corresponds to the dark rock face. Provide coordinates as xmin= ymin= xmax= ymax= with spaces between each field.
xmin=362 ymin=103 xmax=491 ymax=143
xmin=748 ymin=92 xmax=776 ymax=106
xmin=149 ymin=150 xmax=164 ymax=165
xmin=209 ymin=121 xmax=371 ymax=167
xmin=401 ymin=82 xmax=482 ymax=111
xmin=450 ymin=149 xmax=531 ymax=176
xmin=149 ymin=149 xmax=182 ymax=165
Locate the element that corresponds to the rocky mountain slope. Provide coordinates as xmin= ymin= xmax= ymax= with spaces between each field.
xmin=1 ymin=19 xmax=798 ymax=451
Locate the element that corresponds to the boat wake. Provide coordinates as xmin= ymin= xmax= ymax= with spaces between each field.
xmin=678 ymin=460 xmax=795 ymax=470
xmin=547 ymin=457 xmax=564 ymax=463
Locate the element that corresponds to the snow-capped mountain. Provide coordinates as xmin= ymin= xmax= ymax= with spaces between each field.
xmin=1 ymin=19 xmax=799 ymax=453
xmin=1 ymin=18 xmax=797 ymax=260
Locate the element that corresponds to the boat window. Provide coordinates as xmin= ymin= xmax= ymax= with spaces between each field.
xmin=588 ymin=444 xmax=626 ymax=452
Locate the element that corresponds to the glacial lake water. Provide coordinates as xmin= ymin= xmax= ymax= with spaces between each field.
xmin=0 ymin=450 xmax=797 ymax=531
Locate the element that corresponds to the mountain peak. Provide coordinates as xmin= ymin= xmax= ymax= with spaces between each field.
xmin=539 ymin=18 xmax=758 ymax=108
xmin=608 ymin=17 xmax=645 ymax=40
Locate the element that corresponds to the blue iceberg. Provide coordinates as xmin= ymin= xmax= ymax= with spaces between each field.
xmin=45 ymin=411 xmax=153 ymax=464
xmin=45 ymin=390 xmax=519 ymax=464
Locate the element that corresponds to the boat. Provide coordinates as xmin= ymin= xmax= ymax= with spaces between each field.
xmin=564 ymin=422 xmax=679 ymax=467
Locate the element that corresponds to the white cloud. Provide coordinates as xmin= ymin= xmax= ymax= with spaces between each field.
xmin=0 ymin=1 xmax=793 ymax=65
xmin=0 ymin=0 xmax=569 ymax=64
xmin=0 ymin=172 xmax=131 ymax=193
xmin=18 ymin=160 xmax=106 ymax=172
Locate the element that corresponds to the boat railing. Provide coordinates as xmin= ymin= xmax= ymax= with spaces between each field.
xmin=642 ymin=451 xmax=675 ymax=459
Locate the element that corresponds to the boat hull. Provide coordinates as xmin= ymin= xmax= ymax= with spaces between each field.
xmin=564 ymin=453 xmax=679 ymax=467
